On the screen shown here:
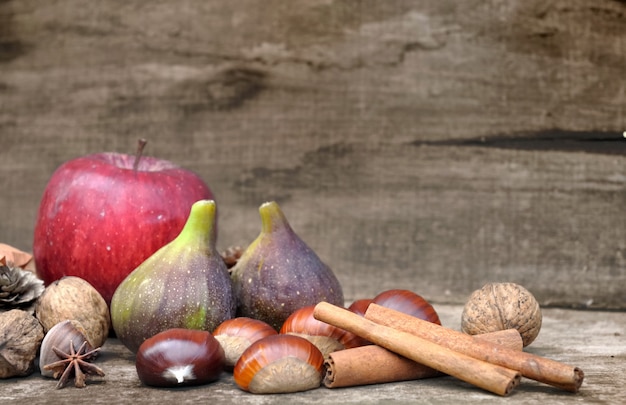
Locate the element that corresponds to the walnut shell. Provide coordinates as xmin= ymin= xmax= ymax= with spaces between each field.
xmin=0 ymin=309 xmax=44 ymax=378
xmin=461 ymin=282 xmax=542 ymax=347
xmin=35 ymin=276 xmax=111 ymax=348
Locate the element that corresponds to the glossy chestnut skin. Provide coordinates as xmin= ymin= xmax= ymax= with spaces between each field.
xmin=135 ymin=328 xmax=225 ymax=387
xmin=346 ymin=299 xmax=375 ymax=346
xmin=372 ymin=289 xmax=441 ymax=325
xmin=39 ymin=319 xmax=97 ymax=378
xmin=233 ymin=334 xmax=324 ymax=394
xmin=212 ymin=317 xmax=277 ymax=368
xmin=280 ymin=305 xmax=366 ymax=356
xmin=348 ymin=298 xmax=374 ymax=317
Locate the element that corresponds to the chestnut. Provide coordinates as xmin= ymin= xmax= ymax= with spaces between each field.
xmin=279 ymin=305 xmax=366 ymax=357
xmin=39 ymin=319 xmax=104 ymax=389
xmin=348 ymin=298 xmax=374 ymax=317
xmin=346 ymin=298 xmax=375 ymax=346
xmin=233 ymin=334 xmax=324 ymax=394
xmin=212 ymin=317 xmax=277 ymax=368
xmin=372 ymin=289 xmax=441 ymax=325
xmin=135 ymin=328 xmax=225 ymax=387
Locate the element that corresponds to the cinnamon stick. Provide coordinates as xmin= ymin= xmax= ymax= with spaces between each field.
xmin=365 ymin=303 xmax=584 ymax=392
xmin=314 ymin=302 xmax=521 ymax=396
xmin=325 ymin=345 xmax=443 ymax=388
xmin=324 ymin=329 xmax=522 ymax=388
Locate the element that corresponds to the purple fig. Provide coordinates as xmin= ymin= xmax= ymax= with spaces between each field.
xmin=230 ymin=201 xmax=344 ymax=330
xmin=111 ymin=200 xmax=236 ymax=353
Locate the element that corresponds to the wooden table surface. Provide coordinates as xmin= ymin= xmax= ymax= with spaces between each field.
xmin=2 ymin=304 xmax=625 ymax=404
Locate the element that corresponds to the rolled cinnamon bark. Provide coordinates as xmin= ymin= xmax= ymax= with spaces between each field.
xmin=314 ymin=302 xmax=521 ymax=396
xmin=324 ymin=329 xmax=522 ymax=388
xmin=325 ymin=345 xmax=442 ymax=388
xmin=364 ymin=303 xmax=584 ymax=392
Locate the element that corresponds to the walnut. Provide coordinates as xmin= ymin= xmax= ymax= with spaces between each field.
xmin=461 ymin=282 xmax=542 ymax=347
xmin=0 ymin=309 xmax=45 ymax=378
xmin=35 ymin=276 xmax=111 ymax=348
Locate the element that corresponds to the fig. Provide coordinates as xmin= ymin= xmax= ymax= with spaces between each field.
xmin=110 ymin=200 xmax=236 ymax=353
xmin=230 ymin=201 xmax=344 ymax=330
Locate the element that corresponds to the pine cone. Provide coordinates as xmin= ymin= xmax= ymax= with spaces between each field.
xmin=0 ymin=261 xmax=45 ymax=312
xmin=220 ymin=245 xmax=244 ymax=271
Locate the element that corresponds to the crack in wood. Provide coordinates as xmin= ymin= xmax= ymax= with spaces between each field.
xmin=175 ymin=66 xmax=267 ymax=112
xmin=0 ymin=39 xmax=28 ymax=62
xmin=411 ymin=130 xmax=626 ymax=156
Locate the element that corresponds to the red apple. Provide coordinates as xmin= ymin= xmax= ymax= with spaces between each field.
xmin=33 ymin=140 xmax=213 ymax=305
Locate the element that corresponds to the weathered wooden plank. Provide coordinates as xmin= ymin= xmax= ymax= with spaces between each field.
xmin=0 ymin=0 xmax=624 ymax=308
xmin=218 ymin=142 xmax=626 ymax=309
xmin=3 ymin=306 xmax=626 ymax=403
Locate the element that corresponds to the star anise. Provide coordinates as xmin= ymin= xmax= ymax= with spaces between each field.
xmin=42 ymin=340 xmax=105 ymax=389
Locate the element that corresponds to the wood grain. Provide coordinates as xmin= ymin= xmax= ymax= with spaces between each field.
xmin=0 ymin=0 xmax=624 ymax=308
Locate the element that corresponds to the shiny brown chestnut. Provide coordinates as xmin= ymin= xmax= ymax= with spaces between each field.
xmin=348 ymin=298 xmax=374 ymax=317
xmin=135 ymin=328 xmax=225 ymax=387
xmin=346 ymin=298 xmax=375 ymax=346
xmin=279 ymin=305 xmax=366 ymax=357
xmin=233 ymin=334 xmax=324 ymax=394
xmin=213 ymin=317 xmax=277 ymax=368
xmin=39 ymin=319 xmax=104 ymax=389
xmin=372 ymin=289 xmax=441 ymax=325
xmin=40 ymin=320 xmax=96 ymax=379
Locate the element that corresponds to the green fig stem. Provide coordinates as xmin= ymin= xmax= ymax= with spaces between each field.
xmin=175 ymin=200 xmax=217 ymax=249
xmin=259 ymin=201 xmax=290 ymax=234
xmin=133 ymin=138 xmax=148 ymax=171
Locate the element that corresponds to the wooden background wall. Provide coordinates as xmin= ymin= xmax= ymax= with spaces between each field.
xmin=1 ymin=0 xmax=625 ymax=309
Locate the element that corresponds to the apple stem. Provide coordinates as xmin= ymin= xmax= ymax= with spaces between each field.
xmin=133 ymin=139 xmax=148 ymax=171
